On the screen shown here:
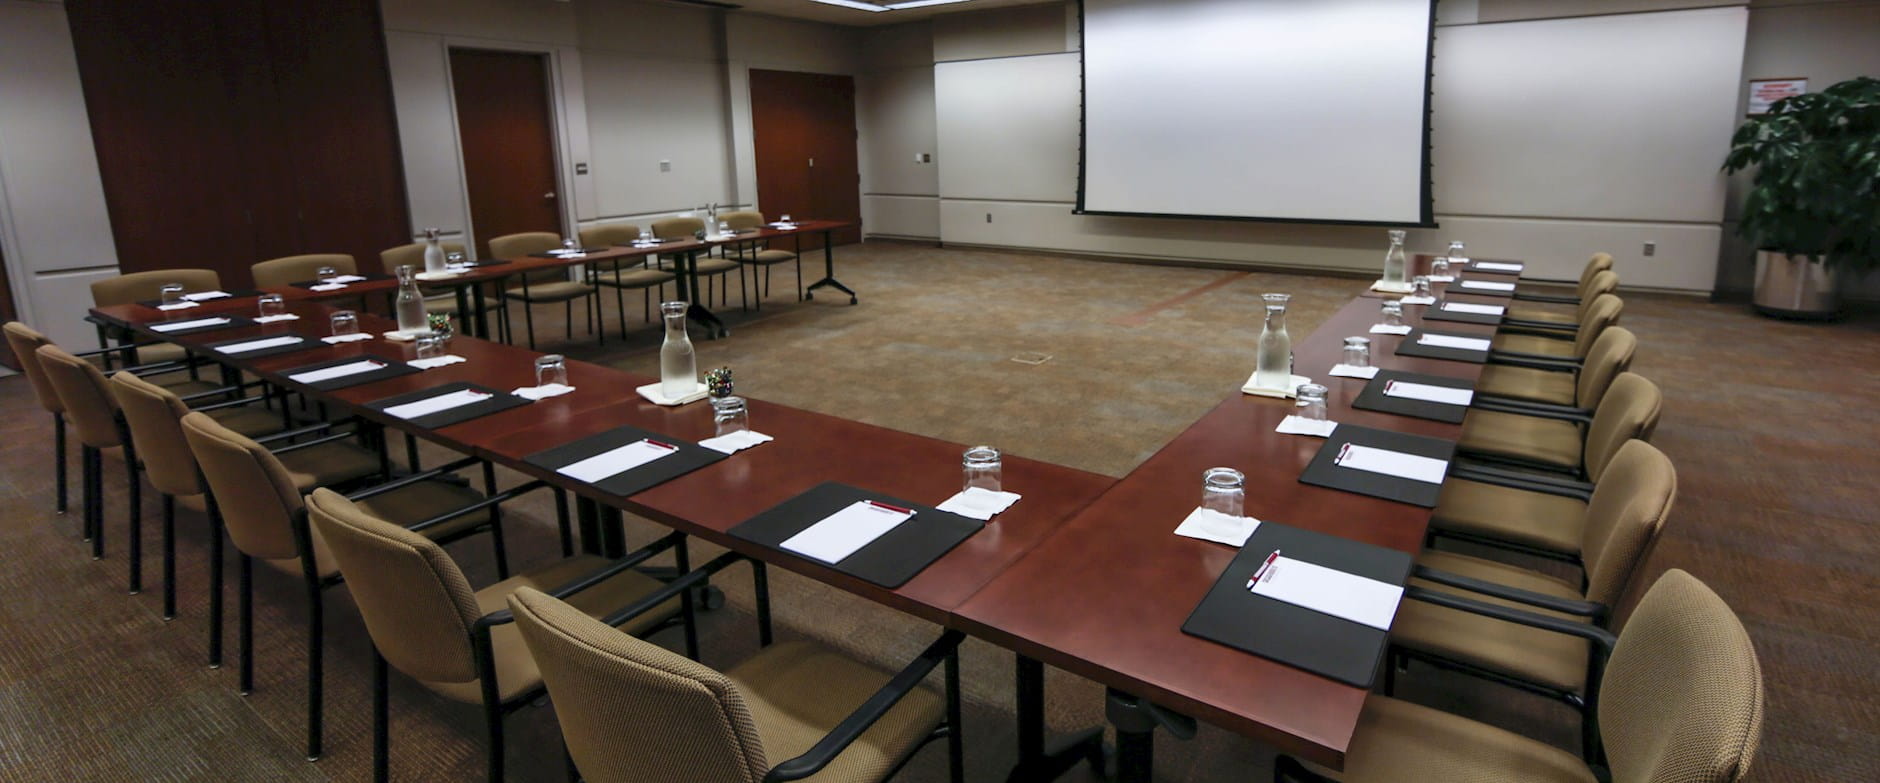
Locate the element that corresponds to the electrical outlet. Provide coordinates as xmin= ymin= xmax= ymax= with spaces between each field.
xmin=659 ymin=160 xmax=671 ymax=173
xmin=986 ymin=213 xmax=993 ymax=223
xmin=575 ymin=162 xmax=589 ymax=175
xmin=1643 ymin=242 xmax=1656 ymax=256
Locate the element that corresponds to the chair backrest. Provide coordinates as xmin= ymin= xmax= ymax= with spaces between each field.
xmin=487 ymin=231 xmax=561 ymax=260
xmin=305 ymin=488 xmax=486 ymax=684
xmin=108 ymin=372 xmax=207 ymax=497
xmin=1575 ymin=326 xmax=1638 ymax=410
xmin=1601 ymin=569 xmax=1764 ymax=783
xmin=380 ymin=241 xmax=466 ymax=273
xmin=651 ymin=217 xmax=704 ymax=240
xmin=251 ymin=254 xmax=357 ymax=288
xmin=579 ymin=223 xmax=641 ymax=248
xmin=1584 ymin=372 xmax=1661 ymax=477
xmin=721 ymin=211 xmax=764 ymax=231
xmin=507 ymin=586 xmax=770 ymax=783
xmin=180 ymin=411 xmax=306 ymax=561
xmin=1573 ymin=294 xmax=1625 ymax=357
xmin=1575 ymin=270 xmax=1619 ymax=320
xmin=91 ymin=269 xmax=222 ymax=307
xmin=34 ymin=344 xmax=121 ymax=449
xmin=3 ymin=322 xmax=63 ymax=415
xmin=1577 ymin=440 xmax=1676 ymax=607
xmin=1582 ymin=252 xmax=1615 ymax=294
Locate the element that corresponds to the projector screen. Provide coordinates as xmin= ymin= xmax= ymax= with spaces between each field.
xmin=1078 ymin=0 xmax=1436 ymax=225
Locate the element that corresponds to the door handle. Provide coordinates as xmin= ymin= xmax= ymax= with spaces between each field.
xmin=543 ymin=192 xmax=557 ymax=200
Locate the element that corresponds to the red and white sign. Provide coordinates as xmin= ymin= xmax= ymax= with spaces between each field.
xmin=1748 ymin=78 xmax=1807 ymax=115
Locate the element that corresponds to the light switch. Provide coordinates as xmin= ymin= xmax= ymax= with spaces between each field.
xmin=575 ymin=162 xmax=589 ymax=175
xmin=659 ymin=160 xmax=671 ymax=173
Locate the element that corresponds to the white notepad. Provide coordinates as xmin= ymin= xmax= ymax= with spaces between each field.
xmin=557 ymin=439 xmax=677 ymax=483
xmin=1251 ymin=556 xmax=1404 ymax=631
xmin=382 ymin=388 xmax=491 ymax=420
xmin=288 ymin=360 xmax=385 ymax=385
xmin=214 ymin=335 xmax=303 ymax=354
xmin=936 ymin=487 xmax=1022 ymax=521
xmin=1334 ymin=443 xmax=1449 ymax=484
xmin=1417 ymin=333 xmax=1491 ymax=351
xmin=780 ymin=500 xmax=913 ymax=564
xmin=1383 ymin=380 xmax=1474 ymax=406
xmin=150 ymin=316 xmax=231 ymax=333
xmin=183 ymin=290 xmax=231 ymax=301
xmin=1457 ymin=280 xmax=1516 ymax=292
xmin=156 ymin=301 xmax=200 ymax=311
xmin=1173 ymin=507 xmax=1261 ymax=547
xmin=1440 ymin=302 xmax=1505 ymax=316
xmin=1473 ymin=261 xmax=1522 ymax=272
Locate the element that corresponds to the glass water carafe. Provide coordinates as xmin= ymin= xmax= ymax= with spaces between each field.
xmin=660 ymin=301 xmax=698 ymax=399
xmin=422 ymin=227 xmax=446 ymax=274
xmin=1255 ymin=293 xmax=1292 ymax=390
xmin=1382 ymin=229 xmax=1408 ymax=287
xmin=394 ymin=265 xmax=429 ymax=334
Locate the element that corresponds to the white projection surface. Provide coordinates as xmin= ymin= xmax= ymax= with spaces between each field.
xmin=1080 ymin=0 xmax=1435 ymax=224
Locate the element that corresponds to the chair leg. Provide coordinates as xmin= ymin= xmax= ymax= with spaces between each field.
xmin=753 ymin=560 xmax=773 ymax=647
xmin=239 ymin=554 xmax=254 ymax=695
xmin=306 ymin=580 xmax=325 ymax=761
xmin=482 ymin=684 xmax=506 ymax=783
xmin=795 ymin=257 xmax=804 ymax=302
xmin=161 ymin=494 xmax=177 ymax=620
xmin=946 ymin=649 xmax=964 ymax=783
xmin=565 ymin=301 xmax=573 ymax=343
xmin=373 ymin=646 xmax=390 ymax=783
xmin=523 ymin=301 xmax=537 ymax=350
xmin=484 ymin=462 xmax=510 ymax=579
xmin=126 ymin=441 xmax=144 ymax=592
xmin=87 ymin=446 xmax=103 ymax=559
xmin=553 ymin=488 xmax=574 ymax=557
xmin=54 ymin=412 xmax=68 ymax=514
xmin=615 ymin=286 xmax=628 ymax=339
xmin=208 ymin=493 xmax=224 ymax=668
xmin=740 ymin=265 xmax=749 ymax=312
xmin=676 ymin=538 xmax=700 ymax=661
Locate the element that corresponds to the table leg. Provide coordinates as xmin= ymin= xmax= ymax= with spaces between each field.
xmin=1006 ymin=655 xmax=1106 ymax=783
xmin=575 ymin=497 xmax=627 ymax=558
xmin=473 ymin=282 xmax=491 ymax=340
xmin=453 ymin=286 xmax=471 ymax=336
xmin=804 ymin=229 xmax=857 ymax=305
xmin=679 ymin=249 xmax=728 ymax=339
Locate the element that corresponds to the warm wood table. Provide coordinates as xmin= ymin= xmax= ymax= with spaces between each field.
xmin=951 ymin=295 xmax=1499 ymax=776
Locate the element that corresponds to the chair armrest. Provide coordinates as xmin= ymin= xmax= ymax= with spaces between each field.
xmin=1470 ymin=398 xmax=1593 ymax=426
xmin=1413 ymin=566 xmax=1607 ymax=621
xmin=539 ymin=531 xmax=686 ymax=598
xmin=1485 ymin=354 xmax=1580 ymax=373
xmin=473 ymin=533 xmax=703 ymax=632
xmin=70 ymin=341 xmax=168 ymax=358
xmin=178 ymin=385 xmax=246 ymax=403
xmin=344 ymin=456 xmax=482 ymax=501
xmin=1475 ymin=396 xmax=1593 ymax=419
xmin=765 ymin=630 xmax=966 ymax=783
xmin=1449 ymin=463 xmax=1594 ymax=501
xmin=269 ymin=431 xmax=356 ymax=455
xmin=254 ymin=420 xmax=342 ymax=446
xmin=1501 ymin=317 xmax=1578 ymax=333
xmin=401 ymin=479 xmax=550 ymax=535
xmin=1404 ymin=585 xmax=1616 ymax=657
xmin=1513 ymin=292 xmax=1581 ymax=305
xmin=190 ymin=394 xmax=270 ymax=414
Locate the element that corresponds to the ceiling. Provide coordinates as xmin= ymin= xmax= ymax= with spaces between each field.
xmin=709 ymin=0 xmax=1062 ymax=27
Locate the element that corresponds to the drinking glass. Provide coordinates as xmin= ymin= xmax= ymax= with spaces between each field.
xmin=712 ymin=396 xmax=750 ymax=437
xmin=1448 ymin=240 xmax=1466 ymax=260
xmin=1381 ymin=300 xmax=1405 ymax=327
xmin=329 ymin=310 xmax=358 ymax=336
xmin=535 ymin=354 xmax=568 ymax=388
xmin=315 ymin=266 xmax=337 ymax=283
xmin=415 ymin=334 xmax=447 ymax=360
xmin=1343 ymin=337 xmax=1372 ymax=368
xmin=159 ymin=283 xmax=185 ymax=306
xmin=1296 ymin=384 xmax=1330 ymax=422
xmin=446 ymin=251 xmax=466 ymax=267
xmin=638 ymin=229 xmax=654 ymax=243
xmin=1412 ymin=275 xmax=1433 ymax=299
xmin=717 ymin=220 xmax=731 ymax=236
xmin=1430 ymin=255 xmax=1451 ymax=280
xmin=257 ymin=293 xmax=286 ymax=318
xmin=1201 ymin=467 xmax=1245 ymax=517
xmin=779 ymin=214 xmax=792 ymax=224
xmin=963 ymin=446 xmax=1003 ymax=492
xmin=561 ymin=238 xmax=578 ymax=254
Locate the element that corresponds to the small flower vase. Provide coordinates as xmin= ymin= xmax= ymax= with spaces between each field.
xmin=427 ymin=313 xmax=454 ymax=342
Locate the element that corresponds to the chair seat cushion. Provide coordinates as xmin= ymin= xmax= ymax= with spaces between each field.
xmin=595 ymin=268 xmax=676 ymax=289
xmin=131 ymin=342 xmax=191 ymax=366
xmin=1303 ymin=694 xmax=1596 ymax=782
xmin=1493 ymin=332 xmax=1576 ymax=359
xmin=1505 ymin=303 xmax=1578 ymax=324
xmin=275 ymin=441 xmax=382 ymax=491
xmin=1432 ymin=478 xmax=1586 ymax=556
xmin=509 ymin=281 xmax=595 ymax=302
xmin=424 ymin=555 xmax=682 ymax=704
xmin=694 ymin=258 xmax=740 ymax=275
xmin=729 ymin=641 xmax=947 ymax=783
xmin=1475 ymin=365 xmax=1576 ymax=406
xmin=205 ymin=407 xmax=290 ymax=438
xmin=265 ymin=479 xmax=492 ymax=581
xmin=1459 ymin=410 xmax=1583 ymax=471
xmin=1391 ymin=549 xmax=1593 ymax=693
xmin=741 ymin=249 xmax=797 ymax=265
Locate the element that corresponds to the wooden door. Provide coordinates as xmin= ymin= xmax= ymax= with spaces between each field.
xmin=449 ymin=49 xmax=562 ymax=257
xmin=749 ymin=69 xmax=862 ymax=249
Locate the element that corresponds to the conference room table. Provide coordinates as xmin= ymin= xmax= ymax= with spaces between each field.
xmin=87 ymin=256 xmax=1517 ymax=779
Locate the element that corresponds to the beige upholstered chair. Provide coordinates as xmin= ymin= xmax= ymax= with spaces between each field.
xmin=1505 ymin=252 xmax=1617 ymax=312
xmin=1388 ymin=440 xmax=1677 ymax=759
xmin=1459 ymin=372 xmax=1660 ymax=479
xmin=251 ymin=253 xmax=358 ymax=289
xmin=90 ymin=268 xmax=223 ymax=365
xmin=1476 ymin=326 xmax=1636 ymax=408
xmin=1493 ymin=293 xmax=1623 ymax=362
xmin=653 ymin=216 xmax=742 ymax=310
xmin=35 ymin=344 xmax=133 ymax=567
xmin=487 ymin=232 xmax=598 ymax=350
xmin=722 ymin=210 xmax=803 ymax=309
xmin=509 ymin=582 xmax=965 ymax=783
xmin=1279 ymin=569 xmax=1763 ymax=783
xmin=305 ymin=488 xmax=683 ymax=782
xmin=1506 ymin=269 xmax=1619 ymax=328
xmin=579 ymin=222 xmax=676 ymax=335
xmin=110 ymin=372 xmax=283 ymax=618
xmin=380 ymin=241 xmax=468 ymax=316
xmin=181 ymin=411 xmax=499 ymax=760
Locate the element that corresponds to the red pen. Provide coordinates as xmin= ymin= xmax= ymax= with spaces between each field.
xmin=1336 ymin=443 xmax=1353 ymax=465
xmin=866 ymin=500 xmax=914 ymax=515
xmin=645 ymin=439 xmax=677 ymax=450
xmin=1246 ymin=549 xmax=1282 ymax=590
xmin=1384 ymin=380 xmax=1396 ymax=394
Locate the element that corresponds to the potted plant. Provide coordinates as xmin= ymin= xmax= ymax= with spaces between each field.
xmin=1723 ymin=76 xmax=1879 ymax=318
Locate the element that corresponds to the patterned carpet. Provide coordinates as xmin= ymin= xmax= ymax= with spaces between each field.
xmin=0 ymin=241 xmax=1873 ymax=781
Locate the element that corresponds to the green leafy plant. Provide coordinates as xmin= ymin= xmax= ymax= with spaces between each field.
xmin=1722 ymin=76 xmax=1880 ymax=275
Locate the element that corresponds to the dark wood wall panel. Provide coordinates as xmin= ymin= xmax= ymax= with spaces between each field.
xmin=750 ymin=69 xmax=862 ymax=249
xmin=65 ymin=0 xmax=409 ymax=288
